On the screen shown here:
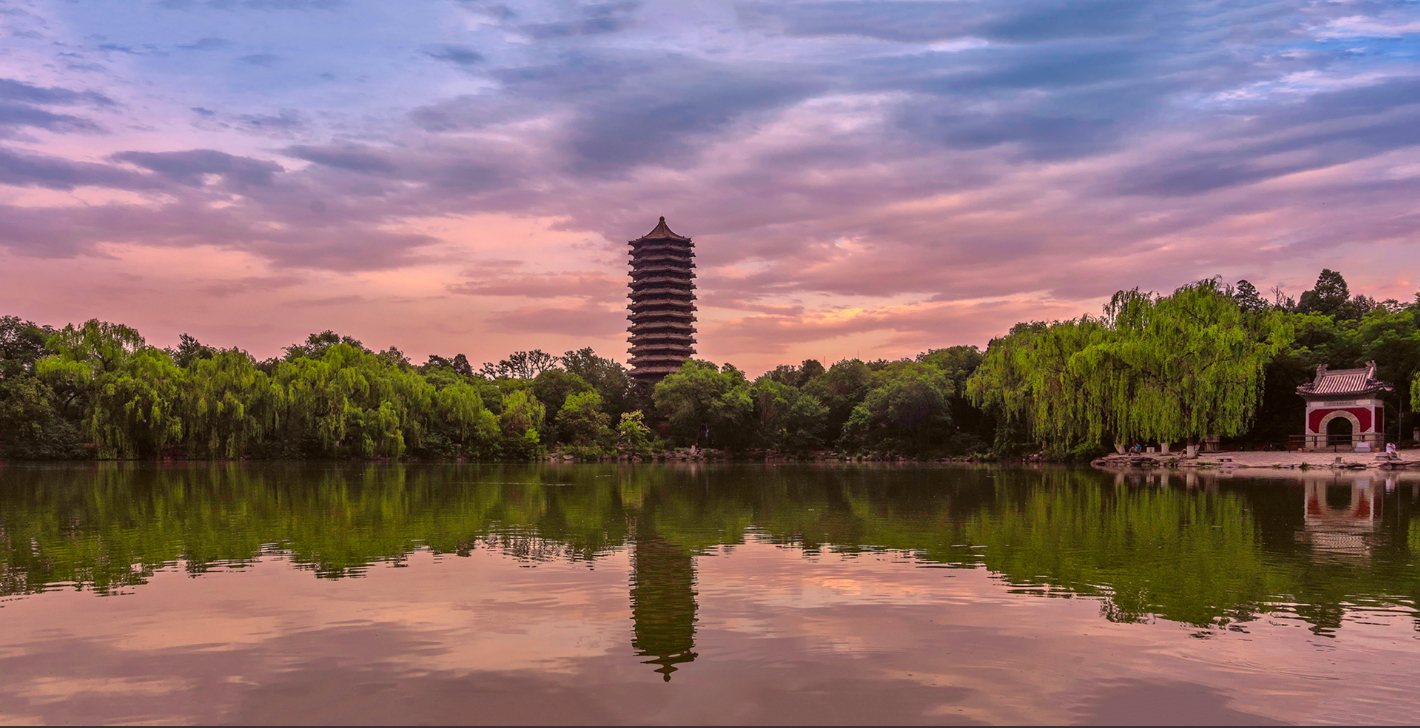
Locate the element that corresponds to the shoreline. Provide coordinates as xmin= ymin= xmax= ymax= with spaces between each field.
xmin=1092 ymin=450 xmax=1418 ymax=472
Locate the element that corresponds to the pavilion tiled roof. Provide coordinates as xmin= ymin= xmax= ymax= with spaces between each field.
xmin=1296 ymin=361 xmax=1393 ymax=398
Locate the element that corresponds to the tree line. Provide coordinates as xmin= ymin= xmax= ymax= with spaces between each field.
xmin=2 ymin=268 xmax=1419 ymax=460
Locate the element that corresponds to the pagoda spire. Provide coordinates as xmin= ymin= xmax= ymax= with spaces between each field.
xmin=642 ymin=216 xmax=690 ymax=242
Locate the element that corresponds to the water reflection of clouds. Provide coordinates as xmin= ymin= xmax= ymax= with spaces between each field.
xmin=0 ymin=541 xmax=1417 ymax=723
xmin=4 ymin=464 xmax=1420 ymax=722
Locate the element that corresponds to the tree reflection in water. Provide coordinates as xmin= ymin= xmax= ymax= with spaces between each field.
xmin=1 ymin=462 xmax=1420 ymax=668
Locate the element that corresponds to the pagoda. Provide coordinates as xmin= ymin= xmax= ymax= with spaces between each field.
xmin=627 ymin=217 xmax=696 ymax=381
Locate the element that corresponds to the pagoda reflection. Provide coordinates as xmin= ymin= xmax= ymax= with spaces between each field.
xmin=629 ymin=532 xmax=698 ymax=681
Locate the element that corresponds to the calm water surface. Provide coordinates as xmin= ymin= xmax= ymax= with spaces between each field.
xmin=1 ymin=463 xmax=1418 ymax=725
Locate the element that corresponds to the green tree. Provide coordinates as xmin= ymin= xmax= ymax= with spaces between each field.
xmin=36 ymin=321 xmax=182 ymax=458
xmin=169 ymin=333 xmax=218 ymax=368
xmin=421 ymin=353 xmax=475 ymax=378
xmin=558 ymin=390 xmax=613 ymax=447
xmin=480 ymin=350 xmax=560 ymax=379
xmin=843 ymin=363 xmax=954 ymax=454
xmin=917 ymin=345 xmax=989 ymax=452
xmin=969 ymin=282 xmax=1292 ymax=451
xmin=275 ymin=343 xmax=432 ymax=458
xmin=532 ymin=368 xmax=593 ymax=441
xmin=86 ymin=348 xmax=187 ymax=459
xmin=1355 ymin=310 xmax=1420 ymax=441
xmin=0 ymin=316 xmax=54 ymax=379
xmin=750 ymin=379 xmax=828 ymax=452
xmin=1232 ymin=280 xmax=1268 ymax=313
xmin=1079 ymin=281 xmax=1293 ymax=446
xmin=376 ymin=346 xmax=412 ymax=368
xmin=0 ymin=376 xmax=83 ymax=459
xmin=282 ymin=330 xmax=369 ymax=361
xmin=183 ymin=349 xmax=281 ymax=458
xmin=653 ymin=361 xmax=752 ymax=448
xmin=967 ymin=319 xmax=1111 ymax=451
xmin=561 ymin=347 xmax=633 ymax=418
xmin=498 ymin=389 xmax=546 ymax=458
xmin=0 ymin=317 xmax=80 ymax=459
xmin=429 ymin=382 xmax=500 ymax=457
xmin=1297 ymin=269 xmax=1359 ymax=319
xmin=38 ymin=319 xmax=146 ymax=413
xmin=617 ymin=410 xmax=654 ymax=455
xmin=803 ymin=359 xmax=874 ymax=442
xmin=759 ymin=359 xmax=826 ymax=389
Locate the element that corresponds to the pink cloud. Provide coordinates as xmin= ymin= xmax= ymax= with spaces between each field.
xmin=484 ymin=302 xmax=627 ymax=337
xmin=448 ymin=271 xmax=623 ymax=303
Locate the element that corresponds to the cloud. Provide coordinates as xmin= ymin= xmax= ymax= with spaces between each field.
xmin=0 ymin=148 xmax=155 ymax=190
xmin=447 ymin=51 xmax=828 ymax=172
xmin=234 ymin=109 xmax=304 ymax=131
xmin=159 ymin=0 xmax=345 ymax=10
xmin=744 ymin=0 xmax=1164 ymax=43
xmin=448 ymin=271 xmax=623 ymax=302
xmin=0 ymin=78 xmax=112 ymax=133
xmin=709 ymin=297 xmax=1090 ymax=355
xmin=94 ymin=43 xmax=164 ymax=55
xmin=237 ymin=53 xmax=282 ymax=66
xmin=5 ymin=0 xmax=1420 ymax=368
xmin=0 ymin=78 xmax=113 ymax=107
xmin=109 ymin=149 xmax=284 ymax=188
xmin=1315 ymin=14 xmax=1420 ymax=39
xmin=177 ymin=37 xmax=232 ymax=49
xmin=284 ymin=144 xmax=398 ymax=174
xmin=455 ymin=1 xmax=516 ymax=23
xmin=199 ymin=274 xmax=304 ymax=296
xmin=0 ymin=102 xmax=102 ymax=134
xmin=484 ymin=302 xmax=626 ymax=336
xmin=424 ymin=45 xmax=484 ymax=67
xmin=287 ymin=294 xmax=364 ymax=307
xmin=1117 ymin=76 xmax=1420 ymax=196
xmin=512 ymin=2 xmax=640 ymax=40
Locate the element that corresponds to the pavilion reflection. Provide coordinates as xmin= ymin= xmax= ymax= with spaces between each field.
xmin=1297 ymin=476 xmax=1384 ymax=559
xmin=629 ymin=531 xmax=698 ymax=681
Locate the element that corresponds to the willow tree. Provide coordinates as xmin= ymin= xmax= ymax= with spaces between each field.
xmin=37 ymin=320 xmax=145 ymax=415
xmin=431 ymin=382 xmax=499 ymax=455
xmin=183 ymin=350 xmax=282 ymax=458
xmin=37 ymin=321 xmax=185 ymax=458
xmin=1078 ymin=281 xmax=1293 ymax=446
xmin=275 ymin=343 xmax=435 ymax=458
xmin=966 ymin=319 xmax=1116 ymax=449
xmin=968 ymin=281 xmax=1292 ymax=450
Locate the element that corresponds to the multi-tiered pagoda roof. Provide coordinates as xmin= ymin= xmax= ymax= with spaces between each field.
xmin=627 ymin=217 xmax=695 ymax=381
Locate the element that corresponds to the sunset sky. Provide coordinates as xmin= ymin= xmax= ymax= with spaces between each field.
xmin=2 ymin=0 xmax=1418 ymax=372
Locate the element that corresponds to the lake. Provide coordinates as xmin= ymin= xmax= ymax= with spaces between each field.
xmin=0 ymin=463 xmax=1417 ymax=725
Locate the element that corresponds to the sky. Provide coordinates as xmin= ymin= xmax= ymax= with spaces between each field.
xmin=1 ymin=0 xmax=1418 ymax=372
